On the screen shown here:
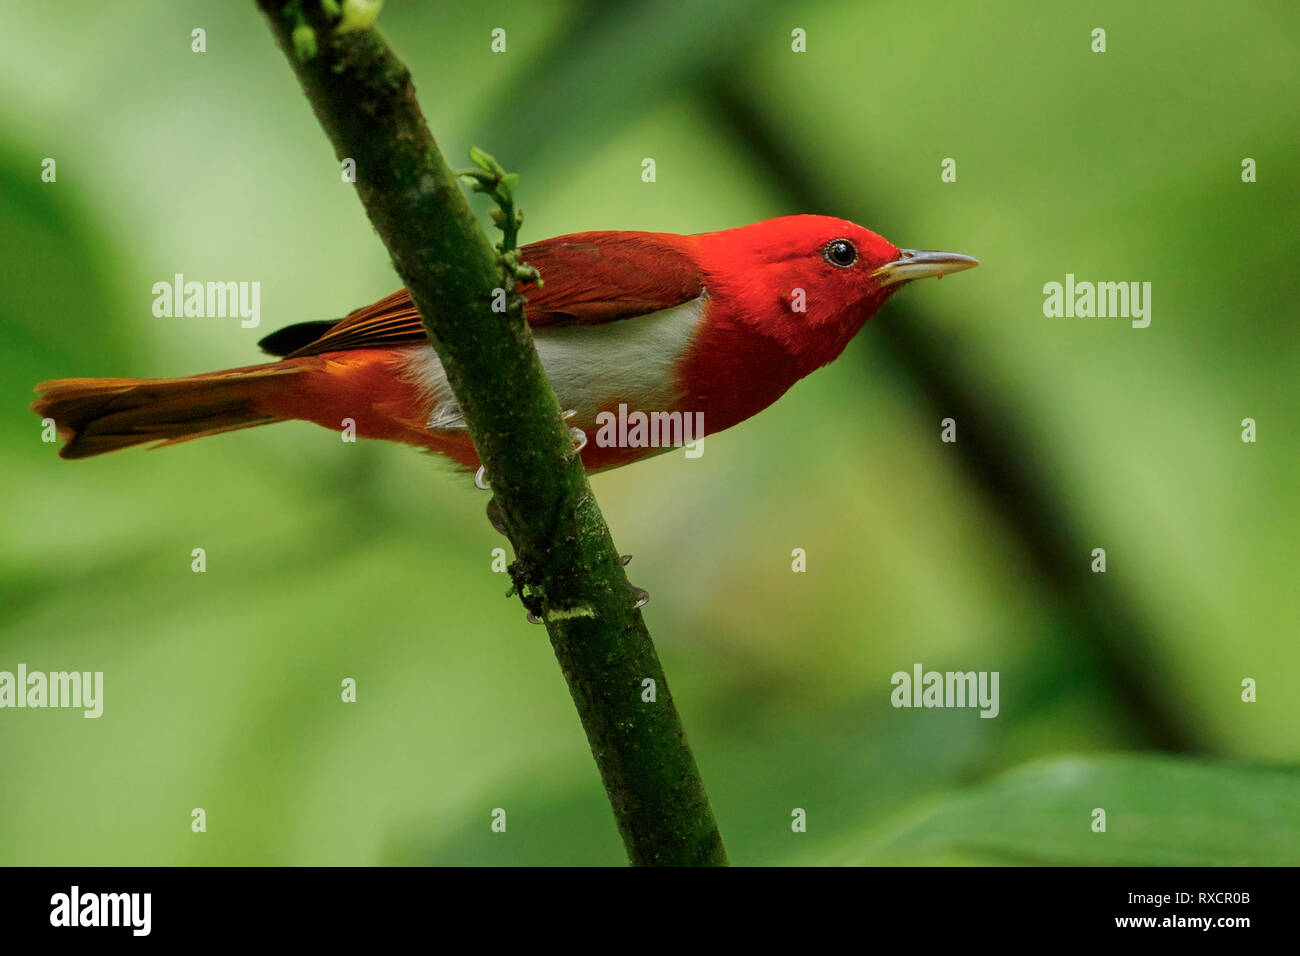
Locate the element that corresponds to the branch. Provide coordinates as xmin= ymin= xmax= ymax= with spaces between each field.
xmin=255 ymin=0 xmax=726 ymax=865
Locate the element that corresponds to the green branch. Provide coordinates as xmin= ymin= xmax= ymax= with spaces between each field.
xmin=255 ymin=0 xmax=726 ymax=865
xmin=456 ymin=147 xmax=540 ymax=288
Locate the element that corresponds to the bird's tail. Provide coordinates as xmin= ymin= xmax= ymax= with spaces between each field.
xmin=32 ymin=362 xmax=306 ymax=459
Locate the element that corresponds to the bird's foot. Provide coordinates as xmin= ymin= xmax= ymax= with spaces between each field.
xmin=561 ymin=409 xmax=588 ymax=456
xmin=620 ymin=556 xmax=644 ymax=606
xmin=485 ymin=496 xmax=509 ymax=536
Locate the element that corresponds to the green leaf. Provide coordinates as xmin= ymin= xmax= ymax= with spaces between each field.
xmin=466 ymin=145 xmax=489 ymax=170
xmin=856 ymin=755 xmax=1300 ymax=866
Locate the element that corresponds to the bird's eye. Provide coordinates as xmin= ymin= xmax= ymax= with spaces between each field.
xmin=824 ymin=239 xmax=858 ymax=268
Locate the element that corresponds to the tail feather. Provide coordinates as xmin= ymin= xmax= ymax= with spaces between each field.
xmin=32 ymin=364 xmax=303 ymax=459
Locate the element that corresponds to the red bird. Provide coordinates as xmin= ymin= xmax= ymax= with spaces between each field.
xmin=32 ymin=215 xmax=977 ymax=471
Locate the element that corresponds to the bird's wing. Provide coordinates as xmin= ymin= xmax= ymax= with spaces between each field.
xmin=266 ymin=231 xmax=702 ymax=359
xmin=520 ymin=231 xmax=704 ymax=326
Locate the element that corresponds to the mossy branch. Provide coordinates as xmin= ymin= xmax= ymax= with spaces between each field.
xmin=255 ymin=0 xmax=726 ymax=865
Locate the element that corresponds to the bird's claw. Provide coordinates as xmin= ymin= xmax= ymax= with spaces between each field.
xmin=485 ymin=497 xmax=509 ymax=537
xmin=560 ymin=410 xmax=588 ymax=455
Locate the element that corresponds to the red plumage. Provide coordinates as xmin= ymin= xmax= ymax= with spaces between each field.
xmin=32 ymin=215 xmax=976 ymax=471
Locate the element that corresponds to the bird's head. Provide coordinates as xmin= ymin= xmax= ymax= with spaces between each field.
xmin=696 ymin=214 xmax=978 ymax=374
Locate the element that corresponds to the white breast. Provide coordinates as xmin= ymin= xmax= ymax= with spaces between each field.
xmin=405 ymin=294 xmax=707 ymax=428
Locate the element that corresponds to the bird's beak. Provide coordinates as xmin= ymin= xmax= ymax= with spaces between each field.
xmin=871 ymin=249 xmax=980 ymax=287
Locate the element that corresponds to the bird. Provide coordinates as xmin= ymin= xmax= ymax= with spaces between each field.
xmin=31 ymin=214 xmax=977 ymax=472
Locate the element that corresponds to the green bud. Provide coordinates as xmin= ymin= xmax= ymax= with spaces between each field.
xmin=292 ymin=24 xmax=317 ymax=61
xmin=338 ymin=0 xmax=383 ymax=33
xmin=468 ymin=146 xmax=493 ymax=172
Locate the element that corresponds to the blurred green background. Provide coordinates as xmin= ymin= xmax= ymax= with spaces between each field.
xmin=2 ymin=1 xmax=1297 ymax=865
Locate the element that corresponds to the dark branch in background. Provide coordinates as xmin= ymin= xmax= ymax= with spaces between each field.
xmin=453 ymin=0 xmax=1192 ymax=750
xmin=702 ymin=73 xmax=1195 ymax=753
xmin=256 ymin=0 xmax=726 ymax=865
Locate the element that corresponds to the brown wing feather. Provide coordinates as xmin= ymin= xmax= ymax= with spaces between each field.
xmin=521 ymin=231 xmax=702 ymax=325
xmin=283 ymin=290 xmax=424 ymax=358
xmin=283 ymin=231 xmax=702 ymax=359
